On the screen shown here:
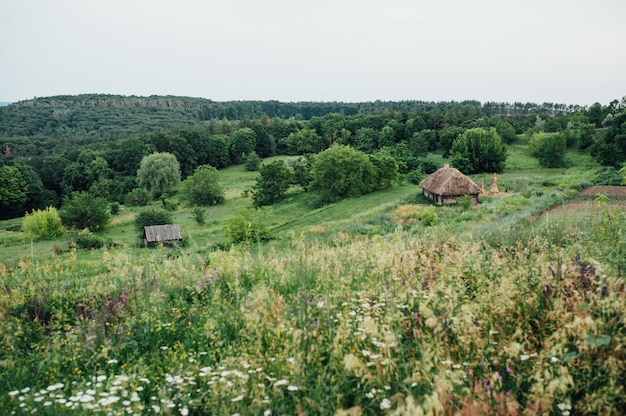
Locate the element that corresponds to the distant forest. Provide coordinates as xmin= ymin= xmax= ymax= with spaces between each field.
xmin=1 ymin=94 xmax=625 ymax=219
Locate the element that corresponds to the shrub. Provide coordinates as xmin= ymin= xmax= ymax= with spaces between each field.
xmin=420 ymin=205 xmax=439 ymax=226
xmin=406 ymin=170 xmax=427 ymax=185
xmin=458 ymin=194 xmax=472 ymax=210
xmin=69 ymin=229 xmax=105 ymax=249
xmin=125 ymin=188 xmax=152 ymax=206
xmin=532 ymin=132 xmax=567 ymax=168
xmin=223 ymin=207 xmax=274 ymax=244
xmin=244 ymin=151 xmax=262 ymax=171
xmin=60 ymin=192 xmax=111 ymax=231
xmin=134 ymin=207 xmax=174 ymax=233
xmin=22 ymin=206 xmax=65 ymax=240
xmin=109 ymin=202 xmax=120 ymax=215
xmin=160 ymin=195 xmax=179 ymax=212
xmin=416 ymin=158 xmax=439 ymax=174
xmin=191 ymin=207 xmax=207 ymax=225
xmin=180 ymin=165 xmax=225 ymax=206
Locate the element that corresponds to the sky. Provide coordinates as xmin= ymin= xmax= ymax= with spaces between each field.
xmin=1 ymin=0 xmax=625 ymax=106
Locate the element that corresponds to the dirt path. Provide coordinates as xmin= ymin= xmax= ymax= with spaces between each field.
xmin=579 ymin=185 xmax=626 ymax=197
xmin=545 ymin=186 xmax=626 ymax=216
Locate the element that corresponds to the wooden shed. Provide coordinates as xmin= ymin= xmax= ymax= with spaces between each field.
xmin=143 ymin=224 xmax=183 ymax=245
xmin=419 ymin=164 xmax=481 ymax=205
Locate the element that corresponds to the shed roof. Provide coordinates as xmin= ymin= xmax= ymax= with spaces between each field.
xmin=143 ymin=224 xmax=183 ymax=242
xmin=419 ymin=165 xmax=481 ymax=196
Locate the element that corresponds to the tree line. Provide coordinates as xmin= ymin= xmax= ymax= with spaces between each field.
xmin=1 ymin=95 xmax=625 ymax=220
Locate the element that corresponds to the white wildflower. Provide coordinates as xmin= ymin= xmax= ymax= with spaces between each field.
xmin=274 ymin=379 xmax=289 ymax=387
xmin=287 ymin=385 xmax=298 ymax=391
xmin=380 ymin=398 xmax=392 ymax=410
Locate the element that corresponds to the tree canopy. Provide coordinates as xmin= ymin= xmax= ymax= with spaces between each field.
xmin=180 ymin=165 xmax=225 ymax=206
xmin=450 ymin=127 xmax=508 ymax=174
xmin=252 ymin=160 xmax=293 ymax=207
xmin=59 ymin=191 xmax=111 ymax=231
xmin=310 ymin=145 xmax=377 ymax=203
xmin=0 ymin=165 xmax=28 ymax=219
xmin=137 ymin=152 xmax=181 ymax=197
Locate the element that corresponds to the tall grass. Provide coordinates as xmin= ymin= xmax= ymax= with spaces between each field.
xmin=2 ymin=210 xmax=625 ymax=414
xmin=1 ymin=152 xmax=624 ymax=414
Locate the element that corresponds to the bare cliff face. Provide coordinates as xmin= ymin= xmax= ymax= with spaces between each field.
xmin=14 ymin=94 xmax=209 ymax=110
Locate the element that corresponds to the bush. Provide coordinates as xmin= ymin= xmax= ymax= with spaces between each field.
xmin=160 ymin=195 xmax=179 ymax=212
xmin=69 ymin=229 xmax=105 ymax=249
xmin=191 ymin=207 xmax=207 ymax=225
xmin=223 ymin=207 xmax=274 ymax=244
xmin=458 ymin=194 xmax=472 ymax=210
xmin=531 ymin=132 xmax=567 ymax=168
xmin=416 ymin=158 xmax=439 ymax=174
xmin=406 ymin=170 xmax=427 ymax=185
xmin=109 ymin=202 xmax=120 ymax=215
xmin=180 ymin=165 xmax=225 ymax=206
xmin=134 ymin=207 xmax=174 ymax=233
xmin=420 ymin=205 xmax=439 ymax=226
xmin=244 ymin=151 xmax=262 ymax=171
xmin=60 ymin=192 xmax=111 ymax=231
xmin=22 ymin=206 xmax=65 ymax=240
xmin=125 ymin=188 xmax=152 ymax=206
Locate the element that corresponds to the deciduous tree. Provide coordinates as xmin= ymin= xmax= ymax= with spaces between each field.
xmin=252 ymin=160 xmax=293 ymax=207
xmin=60 ymin=191 xmax=111 ymax=231
xmin=0 ymin=165 xmax=28 ymax=219
xmin=137 ymin=152 xmax=181 ymax=197
xmin=310 ymin=145 xmax=376 ymax=203
xmin=180 ymin=165 xmax=225 ymax=206
xmin=451 ymin=128 xmax=507 ymax=173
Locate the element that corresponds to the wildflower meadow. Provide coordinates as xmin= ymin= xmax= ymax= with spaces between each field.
xmin=1 ymin=173 xmax=625 ymax=414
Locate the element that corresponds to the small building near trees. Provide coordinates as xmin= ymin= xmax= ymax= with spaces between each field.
xmin=143 ymin=224 xmax=183 ymax=246
xmin=419 ymin=164 xmax=481 ymax=205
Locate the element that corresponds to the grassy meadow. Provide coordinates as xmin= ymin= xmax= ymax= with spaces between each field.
xmin=1 ymin=147 xmax=626 ymax=415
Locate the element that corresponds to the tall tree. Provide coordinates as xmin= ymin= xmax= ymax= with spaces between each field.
xmin=109 ymin=137 xmax=154 ymax=176
xmin=310 ymin=145 xmax=376 ymax=203
xmin=149 ymin=131 xmax=197 ymax=178
xmin=229 ymin=127 xmax=257 ymax=164
xmin=252 ymin=160 xmax=293 ymax=207
xmin=451 ymin=128 xmax=508 ymax=174
xmin=0 ymin=165 xmax=28 ymax=219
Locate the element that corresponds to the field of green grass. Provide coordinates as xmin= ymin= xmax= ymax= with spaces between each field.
xmin=1 ymin=148 xmax=625 ymax=415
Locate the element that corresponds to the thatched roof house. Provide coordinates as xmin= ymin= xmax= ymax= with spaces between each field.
xmin=419 ymin=164 xmax=481 ymax=205
xmin=143 ymin=224 xmax=183 ymax=245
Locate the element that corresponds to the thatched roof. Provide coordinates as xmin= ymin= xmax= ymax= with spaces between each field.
xmin=419 ymin=165 xmax=481 ymax=196
xmin=143 ymin=224 xmax=183 ymax=243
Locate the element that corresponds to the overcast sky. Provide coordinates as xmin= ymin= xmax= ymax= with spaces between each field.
xmin=1 ymin=0 xmax=625 ymax=106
